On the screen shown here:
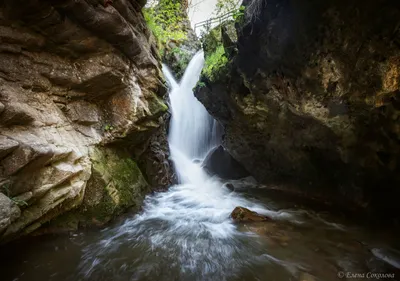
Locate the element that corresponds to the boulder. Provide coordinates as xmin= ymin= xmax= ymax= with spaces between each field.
xmin=202 ymin=145 xmax=250 ymax=180
xmin=230 ymin=206 xmax=272 ymax=222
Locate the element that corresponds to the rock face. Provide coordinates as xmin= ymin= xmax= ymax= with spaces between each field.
xmin=202 ymin=145 xmax=249 ymax=180
xmin=196 ymin=0 xmax=400 ymax=216
xmin=0 ymin=0 xmax=174 ymax=242
xmin=231 ymin=206 xmax=271 ymax=222
xmin=163 ymin=19 xmax=201 ymax=79
xmin=143 ymin=0 xmax=200 ymax=80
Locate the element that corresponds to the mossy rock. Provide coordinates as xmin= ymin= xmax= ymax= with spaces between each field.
xmin=147 ymin=92 xmax=169 ymax=116
xmin=48 ymin=146 xmax=150 ymax=229
xmin=202 ymin=21 xmax=237 ymax=57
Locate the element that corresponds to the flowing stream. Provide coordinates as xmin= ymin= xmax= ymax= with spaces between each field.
xmin=2 ymin=52 xmax=400 ymax=281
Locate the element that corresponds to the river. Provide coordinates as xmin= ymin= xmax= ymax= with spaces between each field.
xmin=1 ymin=52 xmax=399 ymax=281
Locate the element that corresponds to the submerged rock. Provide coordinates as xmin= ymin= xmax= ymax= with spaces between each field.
xmin=223 ymin=176 xmax=259 ymax=192
xmin=230 ymin=206 xmax=272 ymax=222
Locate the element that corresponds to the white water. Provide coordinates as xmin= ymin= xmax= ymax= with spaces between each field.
xmin=7 ymin=50 xmax=393 ymax=281
xmin=1 ymin=52 xmax=397 ymax=281
xmin=78 ymin=51 xmax=296 ymax=280
xmin=166 ymin=51 xmax=220 ymax=164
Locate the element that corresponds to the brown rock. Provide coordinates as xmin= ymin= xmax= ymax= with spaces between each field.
xmin=0 ymin=102 xmax=37 ymax=126
xmin=0 ymin=0 xmax=172 ymax=242
xmin=230 ymin=206 xmax=272 ymax=222
xmin=299 ymin=272 xmax=316 ymax=281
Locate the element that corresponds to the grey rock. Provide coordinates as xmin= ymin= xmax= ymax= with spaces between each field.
xmin=0 ymin=136 xmax=19 ymax=159
xmin=0 ymin=102 xmax=37 ymax=126
xmin=202 ymin=145 xmax=250 ymax=180
xmin=0 ymin=193 xmax=21 ymax=233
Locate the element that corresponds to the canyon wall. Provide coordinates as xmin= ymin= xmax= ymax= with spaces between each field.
xmin=0 ymin=0 xmax=174 ymax=241
xmin=195 ymin=0 xmax=400 ymax=217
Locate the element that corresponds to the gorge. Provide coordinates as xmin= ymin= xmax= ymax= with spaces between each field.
xmin=1 ymin=0 xmax=400 ymax=280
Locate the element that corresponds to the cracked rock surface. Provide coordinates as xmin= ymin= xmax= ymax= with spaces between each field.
xmin=0 ymin=0 xmax=174 ymax=242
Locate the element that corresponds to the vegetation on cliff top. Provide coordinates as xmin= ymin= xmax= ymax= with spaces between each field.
xmin=143 ymin=0 xmax=187 ymax=56
xmin=202 ymin=45 xmax=229 ymax=82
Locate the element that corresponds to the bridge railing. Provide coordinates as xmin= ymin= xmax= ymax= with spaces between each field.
xmin=193 ymin=11 xmax=235 ymax=33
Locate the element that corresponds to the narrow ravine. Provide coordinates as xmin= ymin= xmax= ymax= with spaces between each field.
xmin=2 ymin=53 xmax=400 ymax=281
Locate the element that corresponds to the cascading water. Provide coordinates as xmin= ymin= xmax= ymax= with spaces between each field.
xmin=2 ymin=51 xmax=399 ymax=281
xmin=167 ymin=51 xmax=221 ymax=164
xmin=165 ymin=51 xmax=221 ymax=182
xmin=77 ymin=51 xmax=293 ymax=280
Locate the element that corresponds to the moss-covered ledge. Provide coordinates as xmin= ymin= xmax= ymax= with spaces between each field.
xmin=42 ymin=146 xmax=150 ymax=232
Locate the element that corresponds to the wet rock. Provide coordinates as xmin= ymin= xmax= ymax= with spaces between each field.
xmin=371 ymin=248 xmax=400 ymax=269
xmin=224 ymin=176 xmax=259 ymax=192
xmin=225 ymin=183 xmax=235 ymax=191
xmin=299 ymin=272 xmax=316 ymax=281
xmin=231 ymin=206 xmax=272 ymax=222
xmin=137 ymin=114 xmax=176 ymax=189
xmin=202 ymin=145 xmax=250 ymax=180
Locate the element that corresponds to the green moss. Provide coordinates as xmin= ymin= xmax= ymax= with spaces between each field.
xmin=167 ymin=47 xmax=193 ymax=78
xmin=89 ymin=147 xmax=149 ymax=209
xmin=50 ymin=147 xmax=150 ymax=228
xmin=143 ymin=0 xmax=187 ymax=56
xmin=147 ymin=92 xmax=169 ymax=116
xmin=202 ymin=45 xmax=229 ymax=82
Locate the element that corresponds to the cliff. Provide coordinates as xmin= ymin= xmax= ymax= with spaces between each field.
xmin=143 ymin=0 xmax=201 ymax=79
xmin=195 ymin=0 xmax=400 ymax=217
xmin=0 ymin=0 xmax=174 ymax=241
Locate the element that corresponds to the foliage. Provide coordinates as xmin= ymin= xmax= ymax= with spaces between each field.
xmin=215 ymin=0 xmax=241 ymax=17
xmin=197 ymin=81 xmax=206 ymax=88
xmin=167 ymin=47 xmax=192 ymax=77
xmin=143 ymin=0 xmax=187 ymax=56
xmin=233 ymin=5 xmax=245 ymax=23
xmin=104 ymin=124 xmax=114 ymax=131
xmin=202 ymin=45 xmax=229 ymax=82
xmin=201 ymin=26 xmax=221 ymax=56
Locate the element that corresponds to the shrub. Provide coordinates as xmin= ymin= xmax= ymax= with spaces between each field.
xmin=202 ymin=45 xmax=229 ymax=82
xmin=143 ymin=0 xmax=187 ymax=56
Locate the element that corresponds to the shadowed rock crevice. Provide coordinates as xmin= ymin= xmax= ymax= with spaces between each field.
xmin=195 ymin=0 xmax=400 ymax=218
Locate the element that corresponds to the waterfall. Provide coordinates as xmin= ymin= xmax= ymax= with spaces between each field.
xmin=166 ymin=51 xmax=220 ymax=163
xmin=164 ymin=51 xmax=221 ymax=182
xmin=78 ymin=51 xmax=284 ymax=281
